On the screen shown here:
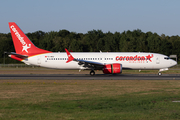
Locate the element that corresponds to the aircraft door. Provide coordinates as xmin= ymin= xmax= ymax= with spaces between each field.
xmin=37 ymin=56 xmax=41 ymax=64
xmin=99 ymin=52 xmax=103 ymax=63
xmin=156 ymin=56 xmax=160 ymax=64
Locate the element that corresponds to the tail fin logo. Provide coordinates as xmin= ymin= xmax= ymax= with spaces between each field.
xmin=22 ymin=44 xmax=31 ymax=53
xmin=10 ymin=25 xmax=31 ymax=53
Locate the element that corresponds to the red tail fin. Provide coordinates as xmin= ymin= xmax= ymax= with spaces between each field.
xmin=9 ymin=22 xmax=51 ymax=56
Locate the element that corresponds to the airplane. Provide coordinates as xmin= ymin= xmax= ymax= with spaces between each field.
xmin=7 ymin=22 xmax=177 ymax=76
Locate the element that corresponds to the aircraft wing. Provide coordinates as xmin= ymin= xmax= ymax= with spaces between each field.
xmin=6 ymin=52 xmax=28 ymax=59
xmin=65 ymin=49 xmax=104 ymax=69
xmin=75 ymin=59 xmax=104 ymax=66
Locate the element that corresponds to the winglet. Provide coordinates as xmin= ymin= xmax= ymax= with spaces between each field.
xmin=65 ymin=48 xmax=74 ymax=63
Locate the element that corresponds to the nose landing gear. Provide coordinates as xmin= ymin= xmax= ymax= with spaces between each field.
xmin=158 ymin=68 xmax=168 ymax=76
xmin=158 ymin=72 xmax=162 ymax=76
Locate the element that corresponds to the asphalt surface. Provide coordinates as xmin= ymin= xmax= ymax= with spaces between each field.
xmin=0 ymin=74 xmax=180 ymax=80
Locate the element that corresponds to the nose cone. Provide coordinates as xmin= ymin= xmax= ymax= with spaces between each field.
xmin=171 ymin=59 xmax=177 ymax=67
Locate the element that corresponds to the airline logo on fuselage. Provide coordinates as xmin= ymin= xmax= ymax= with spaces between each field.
xmin=116 ymin=54 xmax=153 ymax=63
xmin=10 ymin=25 xmax=31 ymax=53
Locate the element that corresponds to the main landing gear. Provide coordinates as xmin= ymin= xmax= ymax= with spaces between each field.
xmin=90 ymin=70 xmax=95 ymax=76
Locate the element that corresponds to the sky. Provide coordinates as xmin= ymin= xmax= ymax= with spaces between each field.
xmin=0 ymin=0 xmax=180 ymax=36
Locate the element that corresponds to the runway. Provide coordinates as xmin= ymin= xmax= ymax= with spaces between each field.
xmin=0 ymin=74 xmax=180 ymax=80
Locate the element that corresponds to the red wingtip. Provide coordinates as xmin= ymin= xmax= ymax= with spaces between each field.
xmin=65 ymin=48 xmax=74 ymax=63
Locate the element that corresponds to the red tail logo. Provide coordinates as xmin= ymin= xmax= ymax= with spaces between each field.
xmin=10 ymin=24 xmax=31 ymax=53
xmin=22 ymin=44 xmax=31 ymax=53
xmin=9 ymin=22 xmax=52 ymax=56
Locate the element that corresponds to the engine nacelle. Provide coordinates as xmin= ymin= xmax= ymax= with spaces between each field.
xmin=103 ymin=63 xmax=122 ymax=74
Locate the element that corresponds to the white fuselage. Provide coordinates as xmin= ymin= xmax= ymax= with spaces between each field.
xmin=23 ymin=52 xmax=177 ymax=70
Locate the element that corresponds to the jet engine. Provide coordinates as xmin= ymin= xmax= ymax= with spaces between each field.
xmin=103 ymin=63 xmax=122 ymax=74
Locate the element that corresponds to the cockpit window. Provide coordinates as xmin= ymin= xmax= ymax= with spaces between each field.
xmin=164 ymin=57 xmax=170 ymax=60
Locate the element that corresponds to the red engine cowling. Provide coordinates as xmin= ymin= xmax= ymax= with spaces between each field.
xmin=103 ymin=63 xmax=122 ymax=74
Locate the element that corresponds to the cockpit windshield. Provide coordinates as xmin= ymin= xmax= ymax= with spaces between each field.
xmin=164 ymin=57 xmax=170 ymax=60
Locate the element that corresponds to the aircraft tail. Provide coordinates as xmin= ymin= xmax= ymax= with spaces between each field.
xmin=9 ymin=22 xmax=51 ymax=56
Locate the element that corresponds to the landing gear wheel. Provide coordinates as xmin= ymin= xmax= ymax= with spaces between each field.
xmin=158 ymin=72 xmax=162 ymax=76
xmin=90 ymin=70 xmax=95 ymax=76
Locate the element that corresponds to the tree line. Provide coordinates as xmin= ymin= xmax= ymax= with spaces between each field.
xmin=0 ymin=29 xmax=180 ymax=63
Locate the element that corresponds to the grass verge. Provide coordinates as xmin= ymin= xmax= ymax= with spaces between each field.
xmin=0 ymin=80 xmax=180 ymax=120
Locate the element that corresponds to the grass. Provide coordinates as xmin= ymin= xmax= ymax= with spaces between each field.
xmin=1 ymin=80 xmax=180 ymax=120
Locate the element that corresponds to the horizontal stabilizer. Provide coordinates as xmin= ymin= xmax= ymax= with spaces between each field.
xmin=6 ymin=52 xmax=28 ymax=59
